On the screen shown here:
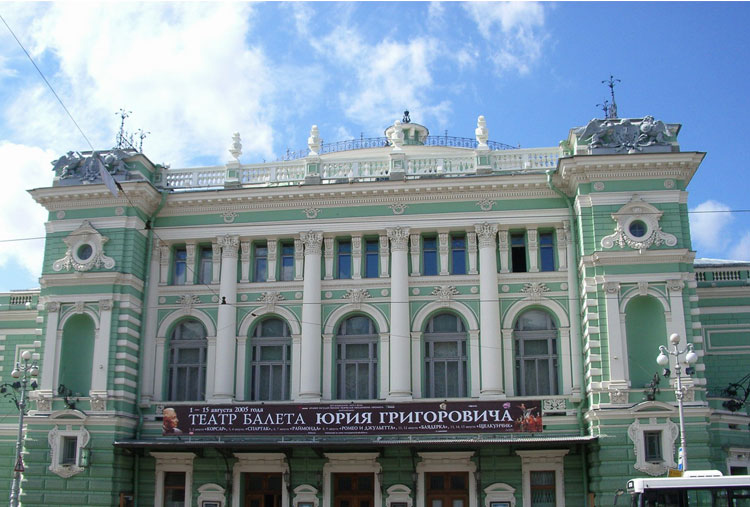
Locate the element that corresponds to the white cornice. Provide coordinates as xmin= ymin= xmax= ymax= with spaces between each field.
xmin=45 ymin=216 xmax=147 ymax=234
xmin=39 ymin=272 xmax=145 ymax=292
xmin=575 ymin=190 xmax=688 ymax=209
xmin=29 ymin=181 xmax=162 ymax=214
xmin=580 ymin=248 xmax=695 ymax=267
xmin=696 ymin=286 xmax=750 ymax=298
xmin=554 ymin=152 xmax=705 ymax=194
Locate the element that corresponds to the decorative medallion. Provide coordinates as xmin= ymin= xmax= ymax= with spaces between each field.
xmin=344 ymin=288 xmax=371 ymax=307
xmin=325 ymin=291 xmax=333 ymax=299
xmin=501 ymin=285 xmax=510 ymax=293
xmin=412 ymin=288 xmax=420 ymax=296
xmin=593 ymin=182 xmax=605 ymax=191
xmin=178 ymin=294 xmax=201 ymax=313
xmin=560 ymin=282 xmax=568 ymax=290
xmin=431 ymin=285 xmax=460 ymax=303
xmin=52 ymin=220 xmax=115 ymax=272
xmin=521 ymin=282 xmax=550 ymax=301
xmin=389 ymin=203 xmax=408 ymax=215
xmin=380 ymin=289 xmax=389 ymax=297
xmin=240 ymin=294 xmax=248 ymax=302
xmin=542 ymin=399 xmax=566 ymax=412
xmin=295 ymin=292 xmax=303 ymax=299
xmin=609 ymin=389 xmax=629 ymax=405
xmin=600 ymin=195 xmax=677 ymax=254
xmin=477 ymin=199 xmax=496 ymax=211
xmin=211 ymin=295 xmax=219 ymax=303
xmin=56 ymin=210 xmax=66 ymax=219
xmin=304 ymin=207 xmax=320 ymax=219
xmin=257 ymin=291 xmax=285 ymax=309
xmin=221 ymin=211 xmax=238 ymax=224
xmin=115 ymin=206 xmax=125 ymax=216
xmin=158 ymin=296 xmax=166 ymax=304
xmin=470 ymin=286 xmax=478 ymax=294
xmin=664 ymin=179 xmax=675 ymax=189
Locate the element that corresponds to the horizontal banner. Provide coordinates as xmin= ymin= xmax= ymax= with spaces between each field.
xmin=162 ymin=400 xmax=542 ymax=436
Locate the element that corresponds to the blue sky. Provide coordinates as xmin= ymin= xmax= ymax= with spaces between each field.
xmin=0 ymin=2 xmax=748 ymax=291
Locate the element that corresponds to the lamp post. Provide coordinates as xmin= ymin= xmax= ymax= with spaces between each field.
xmin=656 ymin=333 xmax=698 ymax=472
xmin=7 ymin=350 xmax=39 ymax=507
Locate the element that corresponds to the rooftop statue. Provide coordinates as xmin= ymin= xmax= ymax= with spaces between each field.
xmin=574 ymin=116 xmax=675 ymax=154
xmin=52 ymin=149 xmax=132 ymax=183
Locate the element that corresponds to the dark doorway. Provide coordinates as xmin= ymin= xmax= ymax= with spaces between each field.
xmin=425 ymin=472 xmax=469 ymax=507
xmin=333 ymin=473 xmax=374 ymax=507
xmin=244 ymin=472 xmax=282 ymax=507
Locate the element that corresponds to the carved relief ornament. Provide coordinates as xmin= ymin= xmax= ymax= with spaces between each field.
xmin=474 ymin=222 xmax=498 ymax=248
xmin=300 ymin=231 xmax=323 ymax=255
xmin=600 ymin=195 xmax=677 ymax=254
xmin=387 ymin=227 xmax=410 ymax=251
xmin=52 ymin=220 xmax=115 ymax=272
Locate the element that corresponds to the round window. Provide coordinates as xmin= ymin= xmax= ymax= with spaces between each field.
xmin=77 ymin=243 xmax=94 ymax=261
xmin=628 ymin=220 xmax=647 ymax=238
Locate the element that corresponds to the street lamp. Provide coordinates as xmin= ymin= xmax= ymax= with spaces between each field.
xmin=656 ymin=332 xmax=698 ymax=472
xmin=7 ymin=350 xmax=39 ymax=507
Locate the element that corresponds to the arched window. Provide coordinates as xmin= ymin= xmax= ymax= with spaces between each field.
xmin=167 ymin=319 xmax=207 ymax=401
xmin=59 ymin=314 xmax=95 ymax=396
xmin=514 ymin=310 xmax=558 ymax=396
xmin=250 ymin=318 xmax=291 ymax=401
xmin=336 ymin=316 xmax=378 ymax=399
xmin=424 ymin=313 xmax=467 ymax=398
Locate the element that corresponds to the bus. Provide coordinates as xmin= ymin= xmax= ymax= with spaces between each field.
xmin=627 ymin=470 xmax=750 ymax=506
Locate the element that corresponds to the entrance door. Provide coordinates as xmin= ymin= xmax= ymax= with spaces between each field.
xmin=425 ymin=472 xmax=469 ymax=507
xmin=333 ymin=473 xmax=374 ymax=507
xmin=245 ymin=472 xmax=282 ymax=507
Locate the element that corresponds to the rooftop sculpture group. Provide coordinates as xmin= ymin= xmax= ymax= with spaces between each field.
xmin=575 ymin=115 xmax=674 ymax=154
xmin=51 ymin=149 xmax=132 ymax=184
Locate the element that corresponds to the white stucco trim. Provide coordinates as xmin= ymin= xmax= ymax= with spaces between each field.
xmin=152 ymin=452 xmax=196 ymax=507
xmin=322 ymin=453 xmax=382 ymax=507
xmin=416 ymin=452 xmax=477 ymax=507
xmin=231 ymin=453 xmax=289 ymax=507
xmin=516 ymin=450 xmax=568 ymax=507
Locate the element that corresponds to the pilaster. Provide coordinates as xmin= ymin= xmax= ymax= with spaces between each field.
xmin=299 ymin=231 xmax=323 ymax=400
xmin=387 ymin=226 xmax=411 ymax=398
xmin=212 ymin=235 xmax=239 ymax=401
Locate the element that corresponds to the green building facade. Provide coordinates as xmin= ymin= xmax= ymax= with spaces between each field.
xmin=0 ymin=115 xmax=747 ymax=507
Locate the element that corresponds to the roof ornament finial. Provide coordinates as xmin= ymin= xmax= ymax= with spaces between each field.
xmin=475 ymin=115 xmax=489 ymax=150
xmin=115 ymin=108 xmax=132 ymax=149
xmin=402 ymin=110 xmax=411 ymax=123
xmin=229 ymin=132 xmax=242 ymax=161
xmin=602 ymin=75 xmax=621 ymax=119
xmin=595 ymin=99 xmax=610 ymax=119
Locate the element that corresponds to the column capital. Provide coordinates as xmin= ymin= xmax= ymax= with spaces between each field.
xmin=387 ymin=226 xmax=410 ymax=251
xmin=46 ymin=301 xmax=60 ymax=313
xmin=667 ymin=279 xmax=685 ymax=292
xmin=474 ymin=222 xmax=498 ymax=247
xmin=218 ymin=235 xmax=240 ymax=258
xmin=99 ymin=299 xmax=113 ymax=311
xmin=300 ymin=231 xmax=323 ymax=255
xmin=603 ymin=281 xmax=620 ymax=294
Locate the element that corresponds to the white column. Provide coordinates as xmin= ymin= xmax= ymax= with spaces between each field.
xmin=141 ymin=240 xmax=162 ymax=403
xmin=502 ymin=328 xmax=515 ymax=396
xmin=267 ymin=240 xmax=278 ymax=282
xmin=603 ymin=281 xmax=627 ymax=388
xmin=438 ymin=231 xmax=449 ymax=275
xmin=324 ymin=237 xmax=334 ymax=280
xmin=90 ymin=299 xmax=113 ymax=395
xmin=388 ymin=226 xmax=411 ymax=398
xmin=352 ymin=236 xmax=362 ymax=279
xmin=235 ymin=336 xmax=247 ymax=399
xmin=410 ymin=234 xmax=421 ymax=276
xmin=527 ymin=228 xmax=539 ymax=273
xmin=212 ymin=235 xmax=239 ymax=401
xmin=299 ymin=231 xmax=323 ymax=400
xmin=566 ymin=223 xmax=582 ymax=397
xmin=294 ymin=239 xmax=304 ymax=281
xmin=379 ymin=234 xmax=390 ymax=278
xmin=498 ymin=228 xmax=509 ymax=273
xmin=159 ymin=243 xmax=170 ymax=285
xmin=40 ymin=302 xmax=60 ymax=392
xmin=475 ymin=223 xmax=503 ymax=397
xmin=212 ymin=242 xmax=222 ymax=285
xmin=185 ymin=242 xmax=196 ymax=285
xmin=240 ymin=241 xmax=251 ymax=283
xmin=467 ymin=232 xmax=478 ymax=275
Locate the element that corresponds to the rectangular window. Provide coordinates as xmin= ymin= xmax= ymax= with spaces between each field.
xmin=163 ymin=471 xmax=186 ymax=506
xmin=530 ymin=471 xmax=556 ymax=506
xmin=254 ymin=243 xmax=268 ymax=282
xmin=510 ymin=233 xmax=527 ymax=273
xmin=364 ymin=239 xmax=379 ymax=278
xmin=451 ymin=234 xmax=466 ymax=275
xmin=61 ymin=436 xmax=78 ymax=465
xmin=539 ymin=232 xmax=555 ymax=272
xmin=423 ymin=236 xmax=438 ymax=276
xmin=644 ymin=431 xmax=663 ymax=462
xmin=197 ymin=246 xmax=212 ymax=284
xmin=173 ymin=247 xmax=187 ymax=285
xmin=280 ymin=242 xmax=294 ymax=281
xmin=338 ymin=240 xmax=352 ymax=279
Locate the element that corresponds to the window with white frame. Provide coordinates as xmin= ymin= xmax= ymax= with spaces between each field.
xmin=337 ymin=239 xmax=352 ymax=279
xmin=173 ymin=247 xmax=187 ymax=285
xmin=364 ymin=238 xmax=379 ymax=278
xmin=254 ymin=242 xmax=269 ymax=282
xmin=514 ymin=310 xmax=558 ymax=396
xmin=516 ymin=450 xmax=568 ymax=507
xmin=424 ymin=313 xmax=468 ymax=398
xmin=48 ymin=424 xmax=90 ymax=478
xmin=336 ymin=316 xmax=378 ymax=400
xmin=280 ymin=242 xmax=295 ymax=281
xmin=197 ymin=246 xmax=213 ymax=284
xmin=627 ymin=417 xmax=678 ymax=476
xmin=152 ymin=452 xmax=196 ymax=507
xmin=250 ymin=318 xmax=291 ymax=401
xmin=167 ymin=319 xmax=207 ymax=401
xmin=451 ymin=233 xmax=467 ymax=275
xmin=422 ymin=236 xmax=438 ymax=276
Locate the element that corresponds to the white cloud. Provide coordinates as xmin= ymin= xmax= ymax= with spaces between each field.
xmin=3 ymin=3 xmax=278 ymax=166
xmin=689 ymin=200 xmax=733 ymax=253
xmin=0 ymin=142 xmax=54 ymax=280
xmin=463 ymin=2 xmax=547 ymax=74
xmin=728 ymin=231 xmax=750 ymax=261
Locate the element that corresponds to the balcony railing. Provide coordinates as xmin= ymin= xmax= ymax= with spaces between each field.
xmin=162 ymin=146 xmax=562 ymax=190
